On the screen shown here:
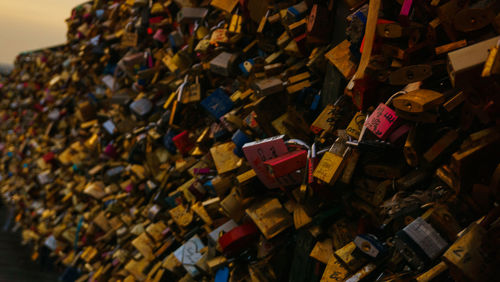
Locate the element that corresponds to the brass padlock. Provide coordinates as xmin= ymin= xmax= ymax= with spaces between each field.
xmin=229 ymin=12 xmax=242 ymax=34
xmin=313 ymin=138 xmax=351 ymax=186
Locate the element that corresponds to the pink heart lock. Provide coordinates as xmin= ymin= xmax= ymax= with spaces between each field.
xmin=153 ymin=28 xmax=167 ymax=43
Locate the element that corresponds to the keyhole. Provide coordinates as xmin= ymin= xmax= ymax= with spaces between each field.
xmin=362 ymin=241 xmax=372 ymax=252
xmin=470 ymin=17 xmax=476 ymax=24
xmin=406 ymin=70 xmax=414 ymax=79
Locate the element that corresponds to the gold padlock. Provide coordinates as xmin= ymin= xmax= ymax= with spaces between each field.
xmin=313 ymin=138 xmax=351 ymax=185
xmin=229 ymin=13 xmax=242 ymax=34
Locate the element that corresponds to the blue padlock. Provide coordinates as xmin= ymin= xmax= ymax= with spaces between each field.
xmin=239 ymin=59 xmax=254 ymax=77
xmin=231 ymin=129 xmax=252 ymax=157
xmin=201 ymin=88 xmax=234 ymax=119
xmin=162 ymin=129 xmax=178 ymax=154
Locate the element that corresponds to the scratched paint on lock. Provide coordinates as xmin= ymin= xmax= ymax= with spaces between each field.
xmin=313 ymin=152 xmax=344 ymax=184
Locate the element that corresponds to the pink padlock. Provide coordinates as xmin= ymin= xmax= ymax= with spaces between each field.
xmin=389 ymin=123 xmax=411 ymax=144
xmin=365 ymin=103 xmax=399 ymax=140
xmin=399 ymin=0 xmax=412 ymax=26
xmin=125 ymin=183 xmax=133 ymax=193
xmin=103 ymin=144 xmax=117 ymax=159
xmin=154 ymin=29 xmax=167 ymax=43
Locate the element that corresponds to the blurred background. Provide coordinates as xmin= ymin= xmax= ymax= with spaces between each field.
xmin=0 ymin=2 xmax=85 ymax=280
xmin=0 ymin=0 xmax=83 ymax=71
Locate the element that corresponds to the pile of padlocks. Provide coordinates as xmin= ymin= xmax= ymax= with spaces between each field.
xmin=0 ymin=0 xmax=499 ymax=281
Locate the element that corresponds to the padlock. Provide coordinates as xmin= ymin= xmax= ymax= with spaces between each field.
xmin=288 ymin=19 xmax=307 ymax=38
xmin=231 ymin=129 xmax=252 ymax=158
xmin=77 ymin=101 xmax=96 ymax=121
xmin=398 ymin=0 xmax=413 ymax=25
xmin=365 ymin=102 xmax=399 ymax=140
xmin=209 ymin=142 xmax=241 ymax=174
xmin=207 ymin=219 xmax=237 ymax=245
xmin=218 ymin=222 xmax=259 ymax=256
xmin=442 ymin=222 xmax=492 ymax=281
xmin=220 ymin=189 xmax=246 ymax=222
xmin=450 ymin=126 xmax=500 ymax=186
xmin=200 ymin=88 xmax=234 ymax=119
xmin=313 ymin=138 xmax=351 ymax=186
xmin=172 ymin=130 xmax=194 ymax=155
xmin=388 ymin=65 xmax=432 ymax=85
xmin=287 ymin=1 xmax=308 ymax=19
xmin=277 ymin=31 xmax=291 ymax=48
xmin=310 ymin=238 xmax=334 ymax=264
xmin=239 ymin=59 xmax=254 ymax=77
xmin=242 ymin=135 xmax=298 ymax=189
xmin=129 ymin=98 xmax=153 ymax=119
xmin=392 ymin=89 xmax=445 ymax=113
xmin=447 ymin=36 xmax=500 ymax=88
xmin=481 ymin=40 xmax=500 ymax=77
xmin=173 ymin=235 xmax=205 ymax=277
xmin=394 ymin=217 xmax=448 ymax=271
xmin=264 ymin=62 xmax=283 ymax=77
xmin=423 ymin=129 xmax=459 ymax=163
xmin=355 ymin=179 xmax=390 ymax=206
xmin=264 ymin=149 xmax=307 ymax=178
xmin=321 ymin=255 xmax=350 ymax=281
xmin=310 ymin=104 xmax=336 ymax=134
xmin=307 ymin=4 xmax=331 ymax=43
xmin=345 ymin=111 xmax=366 ymax=140
xmin=252 ymin=77 xmax=284 ymax=97
xmin=255 ymin=9 xmax=269 ymax=33
xmin=245 ymin=198 xmax=292 ymax=239
xmin=229 ymin=12 xmax=242 ymax=34
xmin=376 ymin=22 xmax=404 ymax=39
xmin=334 ymin=241 xmax=367 ymax=271
xmin=286 ymin=79 xmax=311 ymax=94
xmin=177 ymin=7 xmax=208 ymax=23
xmin=120 ymin=27 xmax=138 ymax=46
xmin=443 ymin=90 xmax=466 ymax=112
xmin=209 ymin=52 xmax=239 ymax=77
xmin=5 ymin=0 xmax=500 ymax=281
xmin=415 ymin=261 xmax=449 ymax=282
xmin=289 ymin=72 xmax=310 ymax=85
xmin=435 ymin=40 xmax=468 ymax=56
xmin=354 ymin=234 xmax=387 ymax=259
xmin=211 ymin=0 xmax=239 ymax=13
xmin=181 ymin=76 xmax=201 ymax=104
xmin=454 ymin=7 xmax=496 ymax=33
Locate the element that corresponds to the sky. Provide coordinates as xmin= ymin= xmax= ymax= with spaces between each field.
xmin=0 ymin=0 xmax=84 ymax=64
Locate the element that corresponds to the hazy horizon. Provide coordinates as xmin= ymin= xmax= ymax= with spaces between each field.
xmin=0 ymin=0 xmax=84 ymax=64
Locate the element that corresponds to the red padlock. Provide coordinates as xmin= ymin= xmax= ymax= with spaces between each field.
xmin=264 ymin=150 xmax=307 ymax=178
xmin=172 ymin=130 xmax=194 ymax=154
xmin=219 ymin=222 xmax=259 ymax=256
xmin=43 ymin=152 xmax=56 ymax=164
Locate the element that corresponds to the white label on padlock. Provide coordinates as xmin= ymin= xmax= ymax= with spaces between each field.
xmin=174 ymin=235 xmax=205 ymax=277
xmin=403 ymin=217 xmax=448 ymax=260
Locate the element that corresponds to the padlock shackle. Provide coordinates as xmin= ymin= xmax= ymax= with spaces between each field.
xmin=385 ymin=90 xmax=407 ymax=106
xmin=285 ymin=139 xmax=311 ymax=152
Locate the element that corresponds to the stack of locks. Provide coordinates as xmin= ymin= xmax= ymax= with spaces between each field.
xmin=0 ymin=0 xmax=499 ymax=281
